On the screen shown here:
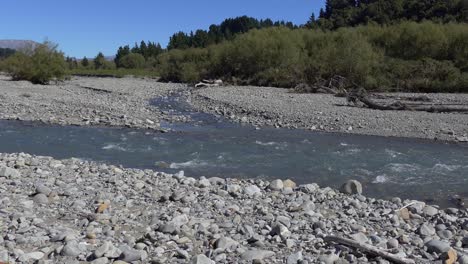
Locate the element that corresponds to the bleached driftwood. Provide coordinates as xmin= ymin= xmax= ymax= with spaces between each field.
xmin=324 ymin=236 xmax=416 ymax=264
xmin=195 ymin=79 xmax=223 ymax=88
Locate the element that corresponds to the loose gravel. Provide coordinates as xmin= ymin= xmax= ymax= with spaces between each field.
xmin=1 ymin=153 xmax=467 ymax=263
xmin=190 ymin=85 xmax=468 ymax=142
xmin=0 ymin=75 xmax=187 ymax=131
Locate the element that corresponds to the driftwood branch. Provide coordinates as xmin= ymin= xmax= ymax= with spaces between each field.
xmin=324 ymin=236 xmax=416 ymax=264
xmin=295 ymin=75 xmax=468 ymax=113
xmin=356 ymin=94 xmax=468 ymax=113
xmin=195 ymin=79 xmax=223 ymax=88
xmin=78 ymin=85 xmax=112 ymax=94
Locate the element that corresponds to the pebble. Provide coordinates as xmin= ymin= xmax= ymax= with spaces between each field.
xmin=0 ymin=166 xmax=20 ymax=178
xmin=241 ymin=250 xmax=275 ymax=261
xmin=387 ymin=238 xmax=399 ymax=249
xmin=419 ymin=223 xmax=436 ymax=236
xmin=422 ymin=206 xmax=439 ymax=217
xmin=191 ymin=254 xmax=214 ymax=264
xmin=269 ymin=179 xmax=284 ymax=190
xmin=425 ymin=240 xmax=451 ymax=254
xmin=244 ymin=185 xmax=262 ymax=196
xmin=61 ymin=241 xmax=83 ymax=257
xmin=33 ymin=193 xmax=49 ymax=204
xmin=120 ymin=248 xmax=141 ymax=262
xmin=283 ymin=179 xmax=297 ymax=189
xmin=91 ymin=257 xmax=110 ymax=264
xmin=287 ymin=251 xmax=303 ymax=264
xmin=458 ymin=255 xmax=468 ymax=264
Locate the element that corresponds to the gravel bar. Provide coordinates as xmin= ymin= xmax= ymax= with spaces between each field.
xmin=190 ymin=85 xmax=468 ymax=143
xmin=0 ymin=153 xmax=467 ymax=263
xmin=0 ymin=75 xmax=187 ymax=131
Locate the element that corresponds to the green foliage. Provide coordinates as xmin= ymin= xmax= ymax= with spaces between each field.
xmin=158 ymin=48 xmax=210 ymax=83
xmin=65 ymin=56 xmax=78 ymax=70
xmin=3 ymin=42 xmax=67 ymax=84
xmin=81 ymin=57 xmax=89 ymax=67
xmin=93 ymin=52 xmax=106 ymax=69
xmin=115 ymin=41 xmax=163 ymax=68
xmin=167 ymin=16 xmax=297 ymax=50
xmin=314 ymin=0 xmax=467 ymax=29
xmin=69 ymin=68 xmax=159 ymax=79
xmin=118 ymin=53 xmax=146 ymax=69
xmin=156 ymin=22 xmax=468 ymax=92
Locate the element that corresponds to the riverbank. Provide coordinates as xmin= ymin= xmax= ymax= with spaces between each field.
xmin=1 ymin=75 xmax=467 ymax=142
xmin=190 ymin=85 xmax=468 ymax=143
xmin=0 ymin=152 xmax=467 ymax=263
xmin=0 ymin=75 xmax=186 ymax=131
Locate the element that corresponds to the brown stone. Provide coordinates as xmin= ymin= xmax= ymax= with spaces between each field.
xmin=283 ymin=179 xmax=297 ymax=189
xmin=399 ymin=208 xmax=410 ymax=220
xmin=86 ymin=232 xmax=96 ymax=239
xmin=442 ymin=248 xmax=457 ymax=264
xmin=96 ymin=202 xmax=110 ymax=214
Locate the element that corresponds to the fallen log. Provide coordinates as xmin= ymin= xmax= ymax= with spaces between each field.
xmin=324 ymin=236 xmax=416 ymax=264
xmin=357 ymin=94 xmax=468 ymax=113
xmin=78 ymin=85 xmax=112 ymax=94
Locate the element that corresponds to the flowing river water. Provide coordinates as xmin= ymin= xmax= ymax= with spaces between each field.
xmin=0 ymin=94 xmax=467 ymax=207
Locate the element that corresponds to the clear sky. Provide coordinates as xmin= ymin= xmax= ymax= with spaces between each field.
xmin=0 ymin=0 xmax=325 ymax=58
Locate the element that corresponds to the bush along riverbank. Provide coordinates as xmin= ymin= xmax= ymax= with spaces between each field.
xmin=157 ymin=22 xmax=468 ymax=93
xmin=0 ymin=153 xmax=467 ymax=263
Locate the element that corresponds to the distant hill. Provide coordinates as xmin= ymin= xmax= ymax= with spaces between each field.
xmin=0 ymin=40 xmax=39 ymax=50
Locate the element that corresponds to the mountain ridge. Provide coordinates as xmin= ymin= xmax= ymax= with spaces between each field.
xmin=0 ymin=40 xmax=39 ymax=50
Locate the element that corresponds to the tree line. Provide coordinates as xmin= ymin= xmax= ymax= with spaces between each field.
xmin=308 ymin=0 xmax=468 ymax=29
xmin=167 ymin=16 xmax=296 ymax=50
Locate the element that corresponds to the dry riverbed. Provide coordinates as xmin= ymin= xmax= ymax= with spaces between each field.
xmin=190 ymin=86 xmax=468 ymax=143
xmin=0 ymin=153 xmax=467 ymax=263
xmin=0 ymin=75 xmax=186 ymax=131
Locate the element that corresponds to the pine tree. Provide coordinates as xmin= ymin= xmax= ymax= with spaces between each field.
xmin=81 ymin=57 xmax=89 ymax=67
xmin=115 ymin=45 xmax=130 ymax=68
xmin=93 ymin=52 xmax=106 ymax=69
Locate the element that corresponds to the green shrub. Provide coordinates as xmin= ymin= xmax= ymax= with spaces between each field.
xmin=3 ymin=42 xmax=67 ymax=84
xmin=156 ymin=22 xmax=468 ymax=92
xmin=119 ymin=53 xmax=146 ymax=69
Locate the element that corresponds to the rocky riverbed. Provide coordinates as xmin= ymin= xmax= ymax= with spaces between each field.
xmin=0 ymin=75 xmax=187 ymax=131
xmin=1 ymin=75 xmax=467 ymax=142
xmin=190 ymin=86 xmax=468 ymax=143
xmin=0 ymin=153 xmax=467 ymax=263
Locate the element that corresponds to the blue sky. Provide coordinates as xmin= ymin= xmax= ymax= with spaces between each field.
xmin=1 ymin=0 xmax=325 ymax=58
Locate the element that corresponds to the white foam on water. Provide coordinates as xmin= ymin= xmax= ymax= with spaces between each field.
xmin=255 ymin=140 xmax=278 ymax=146
xmin=385 ymin=149 xmax=403 ymax=158
xmin=333 ymin=148 xmax=362 ymax=156
xmin=102 ymin=144 xmax=127 ymax=152
xmin=340 ymin=142 xmax=349 ymax=146
xmin=386 ymin=163 xmax=420 ymax=173
xmin=255 ymin=140 xmax=287 ymax=150
xmin=432 ymin=163 xmax=462 ymax=173
xmin=373 ymin=175 xmax=389 ymax=183
xmin=169 ymin=159 xmax=210 ymax=169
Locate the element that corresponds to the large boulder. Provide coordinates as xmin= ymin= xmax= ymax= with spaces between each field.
xmin=340 ymin=180 xmax=363 ymax=195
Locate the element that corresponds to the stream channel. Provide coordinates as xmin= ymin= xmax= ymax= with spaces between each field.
xmin=0 ymin=93 xmax=467 ymax=207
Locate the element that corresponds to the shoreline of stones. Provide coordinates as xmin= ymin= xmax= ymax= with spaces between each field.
xmin=188 ymin=86 xmax=468 ymax=144
xmin=1 ymin=153 xmax=467 ymax=263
